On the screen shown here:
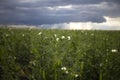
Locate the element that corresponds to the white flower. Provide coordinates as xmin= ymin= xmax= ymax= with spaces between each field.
xmin=56 ymin=38 xmax=59 ymax=41
xmin=106 ymin=59 xmax=108 ymax=62
xmin=75 ymin=74 xmax=79 ymax=78
xmin=22 ymin=34 xmax=25 ymax=37
xmin=14 ymin=56 xmax=16 ymax=59
xmin=54 ymin=34 xmax=57 ymax=37
xmin=111 ymin=49 xmax=117 ymax=53
xmin=106 ymin=49 xmax=109 ymax=51
xmin=65 ymin=71 xmax=69 ymax=74
xmin=29 ymin=60 xmax=36 ymax=66
xmin=91 ymin=33 xmax=94 ymax=36
xmin=38 ymin=32 xmax=42 ymax=35
xmin=67 ymin=36 xmax=71 ymax=40
xmin=61 ymin=67 xmax=67 ymax=71
xmin=61 ymin=36 xmax=65 ymax=39
xmin=6 ymin=34 xmax=9 ymax=37
xmin=81 ymin=30 xmax=84 ymax=33
xmin=100 ymin=63 xmax=102 ymax=67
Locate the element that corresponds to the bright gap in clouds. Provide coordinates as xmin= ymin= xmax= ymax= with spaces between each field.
xmin=39 ymin=16 xmax=120 ymax=30
xmin=47 ymin=5 xmax=73 ymax=10
xmin=18 ymin=0 xmax=39 ymax=3
xmin=68 ymin=16 xmax=120 ymax=30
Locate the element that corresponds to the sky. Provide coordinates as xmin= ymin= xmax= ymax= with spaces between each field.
xmin=0 ymin=0 xmax=120 ymax=30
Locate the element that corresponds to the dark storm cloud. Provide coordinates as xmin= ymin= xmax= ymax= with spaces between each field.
xmin=0 ymin=0 xmax=120 ymax=25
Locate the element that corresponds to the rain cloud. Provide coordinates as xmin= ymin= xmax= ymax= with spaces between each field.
xmin=0 ymin=0 xmax=120 ymax=29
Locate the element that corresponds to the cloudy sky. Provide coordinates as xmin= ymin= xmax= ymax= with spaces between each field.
xmin=0 ymin=0 xmax=120 ymax=30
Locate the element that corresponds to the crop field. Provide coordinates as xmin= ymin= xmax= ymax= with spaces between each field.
xmin=0 ymin=27 xmax=120 ymax=80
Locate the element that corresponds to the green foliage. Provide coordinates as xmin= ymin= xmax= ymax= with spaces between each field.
xmin=0 ymin=27 xmax=120 ymax=80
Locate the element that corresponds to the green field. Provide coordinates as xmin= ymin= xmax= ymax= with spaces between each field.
xmin=0 ymin=27 xmax=120 ymax=80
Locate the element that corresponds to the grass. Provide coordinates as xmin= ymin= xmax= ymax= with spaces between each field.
xmin=0 ymin=27 xmax=120 ymax=80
